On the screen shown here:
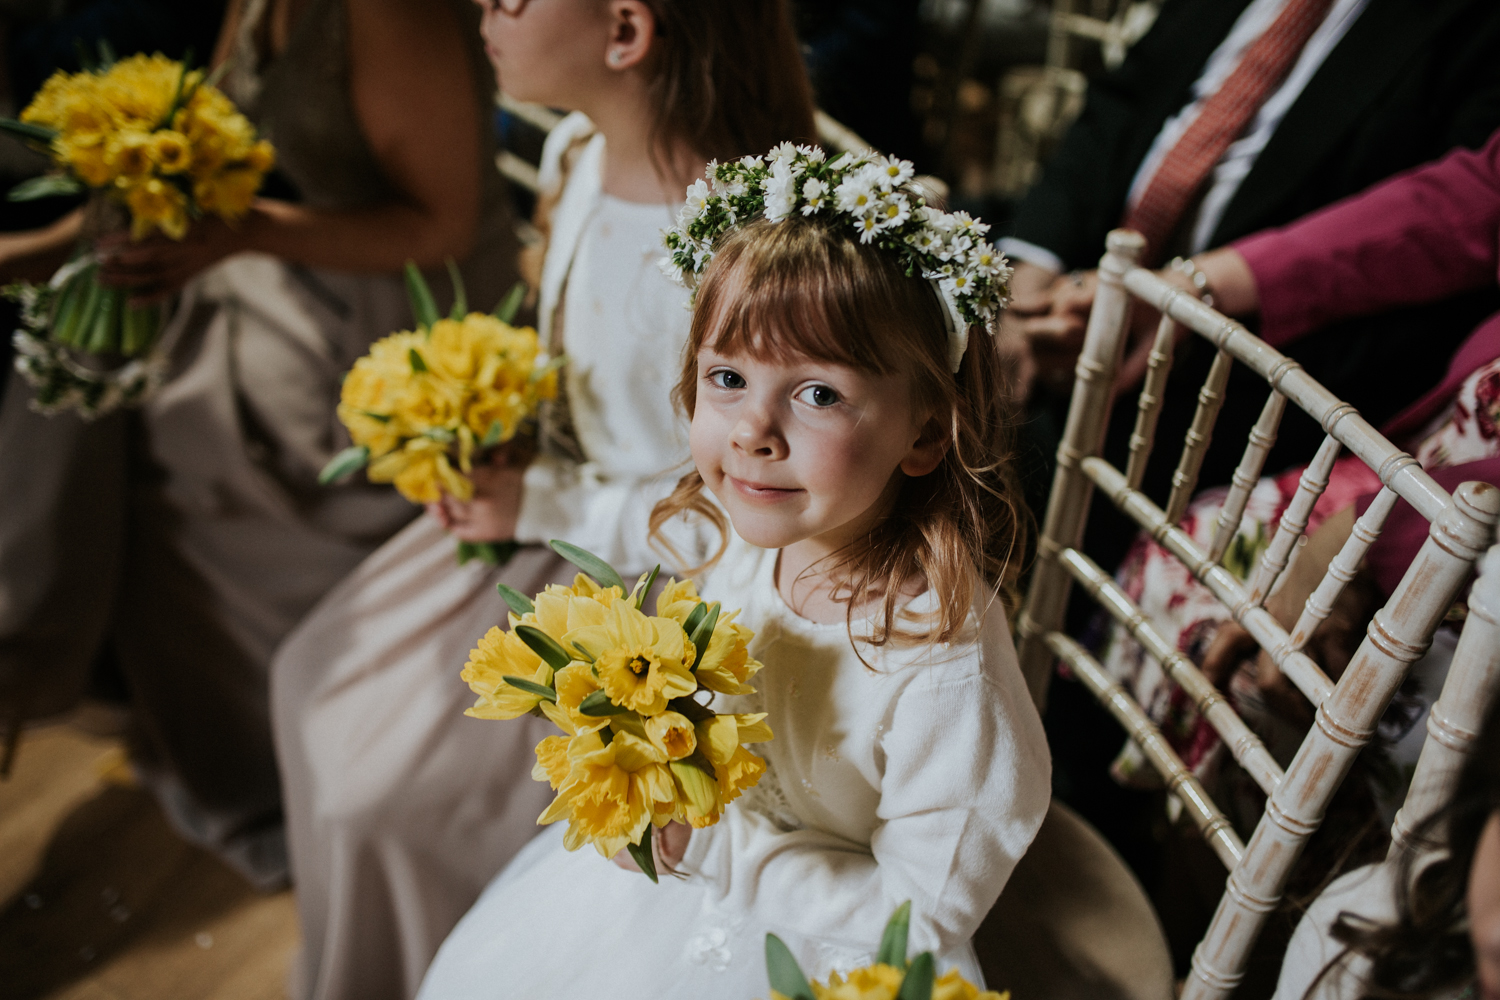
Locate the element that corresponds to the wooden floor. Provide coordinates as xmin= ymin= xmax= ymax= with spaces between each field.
xmin=0 ymin=723 xmax=297 ymax=1000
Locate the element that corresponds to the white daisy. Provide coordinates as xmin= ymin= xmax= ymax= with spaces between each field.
xmin=941 ymin=271 xmax=978 ymax=298
xmin=876 ymin=193 xmax=911 ymax=230
xmin=967 ymin=244 xmax=1008 ymax=278
xmin=835 ymin=173 xmax=878 ymax=215
xmin=906 ymin=227 xmax=941 ymax=253
xmin=801 ymin=177 xmax=829 ymax=215
xmin=764 ymin=165 xmax=797 ymax=221
xmin=873 ymin=155 xmax=915 ymax=190
xmin=682 ymin=179 xmax=710 ymax=216
xmin=855 ymin=211 xmax=881 ymax=244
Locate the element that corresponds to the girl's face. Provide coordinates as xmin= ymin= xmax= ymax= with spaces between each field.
xmin=689 ymin=343 xmax=944 ymax=557
xmin=474 ymin=0 xmax=613 ymax=108
xmin=1473 ymin=811 xmax=1500 ymax=1000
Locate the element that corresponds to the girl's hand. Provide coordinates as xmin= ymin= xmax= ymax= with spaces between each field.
xmin=98 ymin=216 xmax=252 ymax=305
xmin=425 ymin=447 xmax=529 ymax=542
xmin=611 ymin=821 xmax=691 ymax=873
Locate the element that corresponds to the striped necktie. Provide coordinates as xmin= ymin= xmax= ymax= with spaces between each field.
xmin=1122 ymin=0 xmax=1337 ymax=264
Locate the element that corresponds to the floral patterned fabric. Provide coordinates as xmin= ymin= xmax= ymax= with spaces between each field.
xmin=1099 ymin=354 xmax=1500 ymax=789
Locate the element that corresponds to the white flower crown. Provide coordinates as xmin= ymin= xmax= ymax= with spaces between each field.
xmin=661 ymin=143 xmax=1011 ymax=372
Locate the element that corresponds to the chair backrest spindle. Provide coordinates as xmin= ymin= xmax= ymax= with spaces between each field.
xmin=1125 ymin=313 xmax=1180 ymax=490
xmin=1165 ymin=349 xmax=1233 ymax=524
xmin=1208 ymin=390 xmax=1287 ymax=563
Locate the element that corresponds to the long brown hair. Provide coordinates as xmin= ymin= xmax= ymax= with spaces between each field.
xmin=649 ymin=215 xmax=1031 ymax=648
xmin=641 ymin=0 xmax=817 ymax=165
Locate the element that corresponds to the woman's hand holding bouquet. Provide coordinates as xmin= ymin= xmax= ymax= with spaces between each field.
xmin=461 ymin=541 xmax=772 ymax=882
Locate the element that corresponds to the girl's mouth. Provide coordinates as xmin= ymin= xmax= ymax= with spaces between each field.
xmin=726 ymin=475 xmax=802 ymax=503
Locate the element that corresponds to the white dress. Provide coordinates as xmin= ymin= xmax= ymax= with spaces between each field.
xmin=416 ymin=535 xmax=1052 ymax=999
xmin=270 ymin=112 xmax=708 ymax=1000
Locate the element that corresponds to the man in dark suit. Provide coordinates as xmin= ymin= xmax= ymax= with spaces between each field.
xmin=1006 ymin=0 xmax=1500 ymax=518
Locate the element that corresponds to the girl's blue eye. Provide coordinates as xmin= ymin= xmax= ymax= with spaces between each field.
xmin=796 ymin=384 xmax=839 ymax=407
xmin=711 ymin=369 xmax=746 ymax=390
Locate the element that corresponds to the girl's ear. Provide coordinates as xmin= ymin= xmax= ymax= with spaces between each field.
xmin=899 ymin=413 xmax=950 ymax=478
xmin=603 ymin=1 xmax=657 ymax=71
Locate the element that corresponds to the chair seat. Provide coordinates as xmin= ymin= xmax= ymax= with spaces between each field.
xmin=977 ymin=800 xmax=1175 ymax=1000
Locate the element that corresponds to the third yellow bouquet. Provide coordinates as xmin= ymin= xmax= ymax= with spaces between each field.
xmin=461 ymin=542 xmax=771 ymax=881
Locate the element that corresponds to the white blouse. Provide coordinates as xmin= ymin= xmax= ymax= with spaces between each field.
xmin=679 ymin=534 xmax=1053 ymax=970
xmin=513 ymin=113 xmax=703 ymax=573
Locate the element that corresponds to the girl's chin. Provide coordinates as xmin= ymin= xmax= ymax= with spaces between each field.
xmin=724 ymin=511 xmax=805 ymax=552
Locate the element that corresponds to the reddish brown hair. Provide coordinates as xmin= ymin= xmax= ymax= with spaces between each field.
xmin=643 ymin=0 xmax=817 ymax=165
xmin=649 ymin=215 xmax=1031 ymax=648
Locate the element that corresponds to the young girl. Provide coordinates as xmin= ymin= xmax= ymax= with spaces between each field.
xmin=269 ymin=4 xmax=814 ymax=999
xmin=416 ymin=147 xmax=1051 ymax=997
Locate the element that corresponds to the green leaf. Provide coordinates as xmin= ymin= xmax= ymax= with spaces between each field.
xmin=404 ymin=261 xmax=440 ymax=330
xmin=500 ymin=675 xmax=556 ymax=702
xmin=8 ymin=174 xmax=83 ymax=201
xmin=408 ymin=347 xmax=428 ymax=373
xmin=446 ymin=258 xmax=467 ymax=319
xmin=682 ymin=601 xmax=708 ymax=638
xmin=634 ymin=564 xmax=661 ymax=610
xmin=764 ymin=935 xmax=814 ymax=1000
xmin=480 ymin=419 xmax=504 ymax=448
xmin=548 ymin=540 xmax=627 ymax=594
xmin=493 ymin=281 xmax=526 ymax=324
xmin=318 ymin=445 xmax=370 ymax=484
xmin=578 ymin=690 xmax=631 ymax=716
xmin=496 ymin=583 xmax=535 ymax=616
xmin=97 ymin=38 xmax=117 ymax=68
xmin=877 ymin=901 xmax=912 ymax=967
xmin=897 ymin=952 xmax=934 ymax=1000
xmin=626 ymin=829 xmax=658 ymax=883
xmin=690 ymin=602 xmax=720 ymax=671
xmin=455 ymin=540 xmax=519 ymax=567
xmin=515 ymin=624 xmax=574 ymax=671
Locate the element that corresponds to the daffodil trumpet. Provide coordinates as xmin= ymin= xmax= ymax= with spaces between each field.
xmin=2 ymin=45 xmax=276 ymax=418
xmin=764 ymin=902 xmax=1010 ymax=1000
xmin=318 ymin=263 xmax=561 ymax=566
xmin=461 ymin=540 xmax=773 ymax=880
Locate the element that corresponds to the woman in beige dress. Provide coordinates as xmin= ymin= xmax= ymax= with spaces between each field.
xmin=0 ymin=0 xmax=517 ymax=888
xmin=267 ymin=1 xmax=816 ymax=997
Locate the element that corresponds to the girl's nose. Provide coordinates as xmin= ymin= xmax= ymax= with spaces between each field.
xmin=731 ymin=402 xmax=787 ymax=459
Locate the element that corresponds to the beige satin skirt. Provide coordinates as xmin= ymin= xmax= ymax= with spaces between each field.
xmin=271 ymin=515 xmax=567 ymax=1000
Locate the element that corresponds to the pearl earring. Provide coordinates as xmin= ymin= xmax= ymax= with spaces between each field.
xmin=609 ymin=50 xmax=624 ymax=65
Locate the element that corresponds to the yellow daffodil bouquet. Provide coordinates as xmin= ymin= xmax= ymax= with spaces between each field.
xmin=461 ymin=540 xmax=771 ymax=881
xmin=1 ymin=47 xmax=275 ymax=417
xmin=765 ymin=902 xmax=1009 ymax=1000
xmin=319 ymin=265 xmax=560 ymax=566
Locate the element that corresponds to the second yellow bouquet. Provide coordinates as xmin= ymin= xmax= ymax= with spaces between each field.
xmin=321 ymin=265 xmax=560 ymax=564
xmin=462 ymin=542 xmax=771 ymax=881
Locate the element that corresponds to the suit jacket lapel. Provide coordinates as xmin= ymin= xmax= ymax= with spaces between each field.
xmin=1211 ymin=0 xmax=1467 ymax=244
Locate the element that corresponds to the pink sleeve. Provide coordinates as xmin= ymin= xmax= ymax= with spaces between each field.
xmin=1233 ymin=130 xmax=1500 ymax=347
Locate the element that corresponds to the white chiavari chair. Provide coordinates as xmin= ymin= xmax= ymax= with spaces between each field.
xmin=1386 ymin=540 xmax=1500 ymax=856
xmin=1015 ymin=229 xmax=1500 ymax=999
